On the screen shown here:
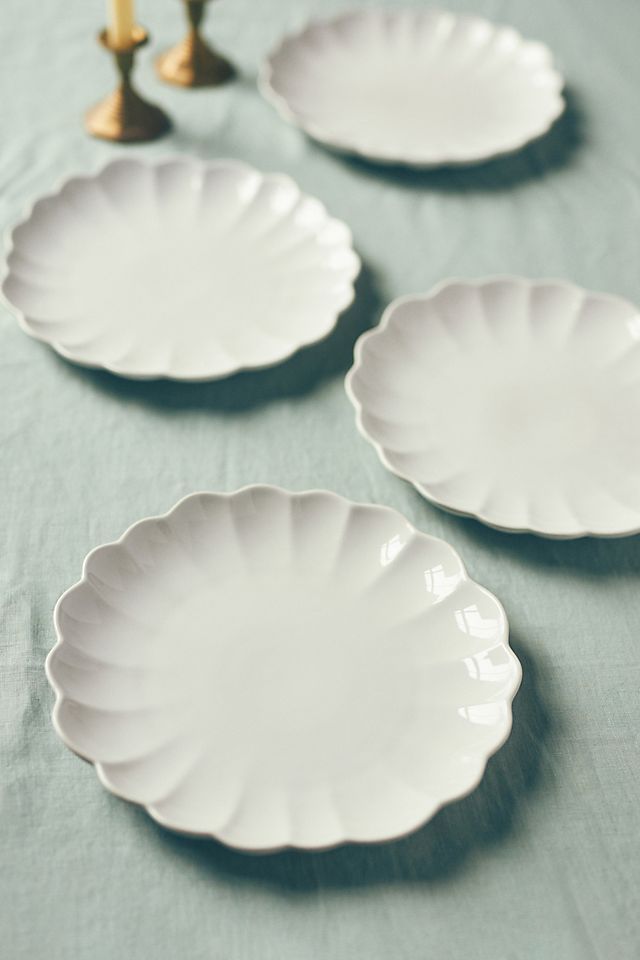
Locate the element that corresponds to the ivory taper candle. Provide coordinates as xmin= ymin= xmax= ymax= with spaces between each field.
xmin=108 ymin=0 xmax=135 ymax=49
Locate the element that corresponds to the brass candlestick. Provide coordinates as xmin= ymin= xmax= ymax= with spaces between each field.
xmin=156 ymin=0 xmax=234 ymax=88
xmin=86 ymin=26 xmax=171 ymax=142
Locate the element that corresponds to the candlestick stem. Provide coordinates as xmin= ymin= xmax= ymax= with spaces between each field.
xmin=86 ymin=27 xmax=171 ymax=142
xmin=156 ymin=0 xmax=234 ymax=88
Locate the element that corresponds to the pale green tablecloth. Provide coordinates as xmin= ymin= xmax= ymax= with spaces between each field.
xmin=1 ymin=0 xmax=639 ymax=957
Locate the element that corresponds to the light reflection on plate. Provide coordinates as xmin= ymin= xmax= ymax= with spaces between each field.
xmin=47 ymin=486 xmax=520 ymax=851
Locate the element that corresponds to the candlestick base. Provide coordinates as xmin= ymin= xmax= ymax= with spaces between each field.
xmin=156 ymin=36 xmax=234 ymax=88
xmin=156 ymin=1 xmax=234 ymax=88
xmin=86 ymin=90 xmax=171 ymax=143
xmin=86 ymin=28 xmax=171 ymax=143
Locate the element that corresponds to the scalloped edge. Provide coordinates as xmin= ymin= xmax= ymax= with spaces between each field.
xmin=345 ymin=276 xmax=640 ymax=539
xmin=47 ymin=485 xmax=522 ymax=852
xmin=1 ymin=157 xmax=361 ymax=381
xmin=259 ymin=9 xmax=566 ymax=168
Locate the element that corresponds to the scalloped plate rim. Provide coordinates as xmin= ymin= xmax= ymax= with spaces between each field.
xmin=47 ymin=485 xmax=522 ymax=852
xmin=1 ymin=156 xmax=361 ymax=381
xmin=259 ymin=8 xmax=566 ymax=168
xmin=345 ymin=276 xmax=640 ymax=539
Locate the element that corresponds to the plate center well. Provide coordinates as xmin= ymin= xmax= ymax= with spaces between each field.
xmin=156 ymin=572 xmax=417 ymax=779
xmin=416 ymin=347 xmax=610 ymax=483
xmin=89 ymin=236 xmax=263 ymax=338
xmin=327 ymin=67 xmax=530 ymax=149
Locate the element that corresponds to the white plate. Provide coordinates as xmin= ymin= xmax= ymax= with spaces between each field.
xmin=2 ymin=158 xmax=360 ymax=380
xmin=346 ymin=278 xmax=640 ymax=538
xmin=260 ymin=8 xmax=564 ymax=167
xmin=47 ymin=487 xmax=520 ymax=852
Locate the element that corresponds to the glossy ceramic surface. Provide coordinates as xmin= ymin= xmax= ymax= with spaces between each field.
xmin=47 ymin=487 xmax=521 ymax=851
xmin=2 ymin=158 xmax=359 ymax=380
xmin=346 ymin=278 xmax=640 ymax=538
xmin=260 ymin=8 xmax=564 ymax=167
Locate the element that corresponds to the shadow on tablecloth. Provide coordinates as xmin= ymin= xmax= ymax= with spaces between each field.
xmin=452 ymin=511 xmax=640 ymax=579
